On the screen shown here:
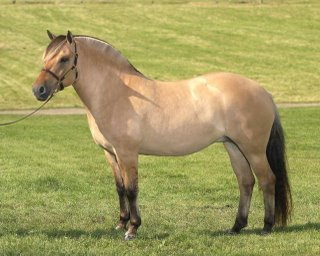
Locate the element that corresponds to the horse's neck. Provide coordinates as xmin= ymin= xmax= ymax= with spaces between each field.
xmin=73 ymin=39 xmax=147 ymax=114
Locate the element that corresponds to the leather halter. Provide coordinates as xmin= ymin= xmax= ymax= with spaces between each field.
xmin=41 ymin=40 xmax=79 ymax=91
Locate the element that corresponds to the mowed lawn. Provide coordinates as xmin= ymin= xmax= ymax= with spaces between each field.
xmin=0 ymin=0 xmax=320 ymax=109
xmin=0 ymin=108 xmax=319 ymax=255
xmin=1 ymin=0 xmax=320 ymax=255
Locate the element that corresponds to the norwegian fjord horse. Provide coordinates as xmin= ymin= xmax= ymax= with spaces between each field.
xmin=32 ymin=31 xmax=292 ymax=240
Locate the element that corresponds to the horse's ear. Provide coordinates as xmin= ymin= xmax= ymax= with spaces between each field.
xmin=47 ymin=30 xmax=56 ymax=40
xmin=66 ymin=30 xmax=74 ymax=44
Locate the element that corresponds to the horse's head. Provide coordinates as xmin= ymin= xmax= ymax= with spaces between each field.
xmin=32 ymin=30 xmax=78 ymax=101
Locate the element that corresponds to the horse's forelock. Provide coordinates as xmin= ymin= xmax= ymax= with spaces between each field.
xmin=43 ymin=35 xmax=67 ymax=62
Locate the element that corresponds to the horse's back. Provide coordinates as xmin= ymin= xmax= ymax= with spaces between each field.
xmin=204 ymin=72 xmax=270 ymax=99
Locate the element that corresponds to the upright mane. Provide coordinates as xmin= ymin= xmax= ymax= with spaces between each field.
xmin=75 ymin=35 xmax=147 ymax=78
xmin=43 ymin=34 xmax=147 ymax=78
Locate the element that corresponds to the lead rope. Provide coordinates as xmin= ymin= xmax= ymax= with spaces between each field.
xmin=0 ymin=93 xmax=54 ymax=126
xmin=1 ymin=39 xmax=78 ymax=127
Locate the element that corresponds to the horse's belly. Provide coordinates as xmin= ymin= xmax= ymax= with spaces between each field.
xmin=140 ymin=91 xmax=225 ymax=155
xmin=139 ymin=121 xmax=224 ymax=156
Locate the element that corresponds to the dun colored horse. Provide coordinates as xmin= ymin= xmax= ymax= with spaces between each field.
xmin=33 ymin=31 xmax=292 ymax=240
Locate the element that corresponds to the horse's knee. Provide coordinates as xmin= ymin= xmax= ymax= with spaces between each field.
xmin=116 ymin=184 xmax=126 ymax=196
xmin=125 ymin=182 xmax=139 ymax=200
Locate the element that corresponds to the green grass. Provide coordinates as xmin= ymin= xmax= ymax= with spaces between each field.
xmin=0 ymin=107 xmax=319 ymax=255
xmin=1 ymin=1 xmax=320 ymax=109
xmin=0 ymin=1 xmax=320 ymax=254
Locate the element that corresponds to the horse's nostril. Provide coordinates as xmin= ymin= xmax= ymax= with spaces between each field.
xmin=39 ymin=86 xmax=46 ymax=95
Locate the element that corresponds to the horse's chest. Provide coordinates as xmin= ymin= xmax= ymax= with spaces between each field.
xmin=86 ymin=113 xmax=115 ymax=154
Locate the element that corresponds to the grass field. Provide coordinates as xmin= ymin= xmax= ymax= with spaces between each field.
xmin=0 ymin=108 xmax=319 ymax=255
xmin=1 ymin=0 xmax=320 ymax=255
xmin=0 ymin=1 xmax=320 ymax=109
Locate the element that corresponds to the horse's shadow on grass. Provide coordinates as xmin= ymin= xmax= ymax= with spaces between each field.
xmin=45 ymin=228 xmax=120 ymax=239
xmin=2 ymin=222 xmax=319 ymax=240
xmin=203 ymin=222 xmax=320 ymax=237
xmin=1 ymin=227 xmax=170 ymax=240
xmin=1 ymin=228 xmax=123 ymax=240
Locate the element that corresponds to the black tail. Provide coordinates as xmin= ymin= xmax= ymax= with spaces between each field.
xmin=266 ymin=110 xmax=292 ymax=226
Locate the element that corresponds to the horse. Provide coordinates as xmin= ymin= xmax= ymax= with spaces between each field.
xmin=32 ymin=30 xmax=292 ymax=240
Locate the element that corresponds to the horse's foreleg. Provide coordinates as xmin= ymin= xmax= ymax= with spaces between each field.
xmin=117 ymin=151 xmax=141 ymax=240
xmin=224 ymin=142 xmax=255 ymax=234
xmin=104 ymin=151 xmax=130 ymax=230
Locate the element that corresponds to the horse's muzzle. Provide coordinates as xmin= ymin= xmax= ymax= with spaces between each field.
xmin=33 ymin=84 xmax=51 ymax=101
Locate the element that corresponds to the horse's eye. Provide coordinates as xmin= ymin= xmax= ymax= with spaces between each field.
xmin=60 ymin=57 xmax=69 ymax=64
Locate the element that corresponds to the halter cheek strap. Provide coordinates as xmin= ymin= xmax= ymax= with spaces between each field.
xmin=41 ymin=41 xmax=78 ymax=91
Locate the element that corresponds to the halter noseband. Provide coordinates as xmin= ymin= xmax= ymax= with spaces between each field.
xmin=41 ymin=40 xmax=79 ymax=91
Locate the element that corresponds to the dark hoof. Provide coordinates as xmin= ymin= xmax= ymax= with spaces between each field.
xmin=262 ymin=222 xmax=273 ymax=235
xmin=228 ymin=228 xmax=241 ymax=235
xmin=229 ymin=218 xmax=247 ymax=235
xmin=261 ymin=229 xmax=272 ymax=236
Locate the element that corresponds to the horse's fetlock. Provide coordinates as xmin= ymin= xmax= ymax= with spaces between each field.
xmin=262 ymin=217 xmax=274 ymax=234
xmin=120 ymin=213 xmax=130 ymax=222
xmin=131 ymin=216 xmax=141 ymax=228
xmin=236 ymin=216 xmax=248 ymax=228
xmin=231 ymin=216 xmax=248 ymax=233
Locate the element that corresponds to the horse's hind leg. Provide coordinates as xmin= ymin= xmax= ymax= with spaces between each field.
xmin=247 ymin=153 xmax=276 ymax=234
xmin=224 ymin=141 xmax=255 ymax=234
xmin=104 ymin=151 xmax=130 ymax=230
